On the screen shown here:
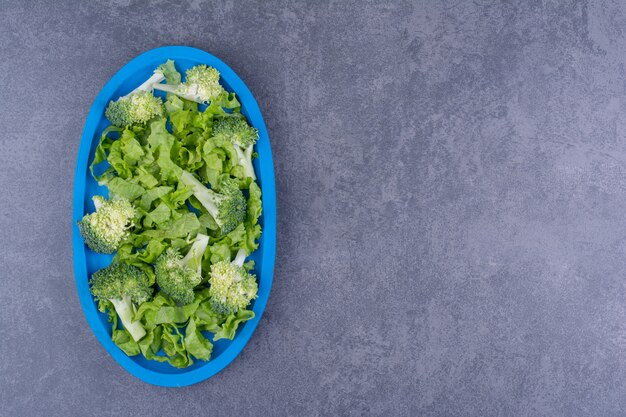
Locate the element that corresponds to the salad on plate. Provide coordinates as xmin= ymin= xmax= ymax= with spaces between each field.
xmin=78 ymin=59 xmax=263 ymax=368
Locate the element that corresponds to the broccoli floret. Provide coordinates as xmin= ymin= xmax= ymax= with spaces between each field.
xmin=180 ymin=171 xmax=246 ymax=234
xmin=153 ymin=64 xmax=225 ymax=104
xmin=208 ymin=249 xmax=258 ymax=314
xmin=105 ymin=68 xmax=166 ymax=127
xmin=90 ymin=262 xmax=152 ymax=342
xmin=105 ymin=91 xmax=163 ymax=127
xmin=212 ymin=117 xmax=259 ymax=180
xmin=155 ymin=233 xmax=210 ymax=305
xmin=77 ymin=196 xmax=135 ymax=254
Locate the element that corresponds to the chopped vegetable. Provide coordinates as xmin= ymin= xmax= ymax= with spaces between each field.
xmin=208 ymin=249 xmax=258 ymax=314
xmin=180 ymin=171 xmax=246 ymax=235
xmin=81 ymin=59 xmax=263 ymax=367
xmin=78 ymin=196 xmax=134 ymax=254
xmin=90 ymin=262 xmax=152 ymax=342
xmin=212 ymin=116 xmax=259 ymax=180
xmin=153 ymin=64 xmax=225 ymax=104
xmin=105 ymin=68 xmax=166 ymax=127
xmin=155 ymin=234 xmax=209 ymax=305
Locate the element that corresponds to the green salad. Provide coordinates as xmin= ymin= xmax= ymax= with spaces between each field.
xmin=78 ymin=60 xmax=262 ymax=368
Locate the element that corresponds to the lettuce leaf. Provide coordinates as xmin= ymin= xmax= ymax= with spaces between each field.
xmin=185 ymin=317 xmax=213 ymax=361
xmin=213 ymin=310 xmax=255 ymax=341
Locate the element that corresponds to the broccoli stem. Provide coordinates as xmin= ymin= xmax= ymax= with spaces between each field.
xmin=182 ymin=233 xmax=210 ymax=275
xmin=93 ymin=197 xmax=104 ymax=211
xmin=131 ymin=71 xmax=165 ymax=95
xmin=153 ymin=84 xmax=203 ymax=103
xmin=234 ymin=146 xmax=256 ymax=180
xmin=233 ymin=249 xmax=247 ymax=268
xmin=180 ymin=171 xmax=221 ymax=219
xmin=110 ymin=296 xmax=146 ymax=342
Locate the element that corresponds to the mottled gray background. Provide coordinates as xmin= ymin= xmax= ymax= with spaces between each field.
xmin=2 ymin=0 xmax=626 ymax=416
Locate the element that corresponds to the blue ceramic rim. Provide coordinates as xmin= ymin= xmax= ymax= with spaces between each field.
xmin=72 ymin=46 xmax=276 ymax=387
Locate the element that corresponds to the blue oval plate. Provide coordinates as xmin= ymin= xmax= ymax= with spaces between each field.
xmin=72 ymin=46 xmax=276 ymax=387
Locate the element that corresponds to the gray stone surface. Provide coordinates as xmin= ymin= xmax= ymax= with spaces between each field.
xmin=2 ymin=0 xmax=626 ymax=415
